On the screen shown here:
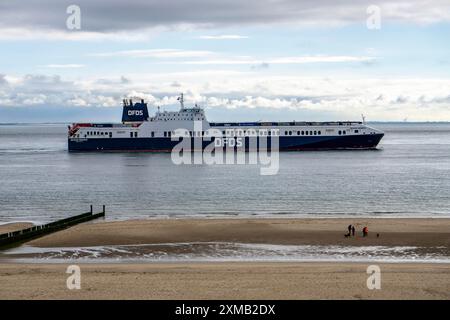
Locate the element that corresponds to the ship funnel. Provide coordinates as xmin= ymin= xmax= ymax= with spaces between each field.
xmin=122 ymin=99 xmax=149 ymax=123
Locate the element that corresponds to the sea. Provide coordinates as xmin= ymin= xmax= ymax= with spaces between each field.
xmin=1 ymin=122 xmax=450 ymax=225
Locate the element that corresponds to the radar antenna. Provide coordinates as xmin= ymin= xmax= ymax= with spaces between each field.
xmin=361 ymin=114 xmax=366 ymax=124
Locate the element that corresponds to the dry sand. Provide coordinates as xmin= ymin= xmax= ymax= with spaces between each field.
xmin=0 ymin=262 xmax=449 ymax=300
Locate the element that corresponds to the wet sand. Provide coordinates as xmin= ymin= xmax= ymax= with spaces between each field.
xmin=0 ymin=222 xmax=34 ymax=234
xmin=0 ymin=262 xmax=449 ymax=300
xmin=27 ymin=218 xmax=450 ymax=250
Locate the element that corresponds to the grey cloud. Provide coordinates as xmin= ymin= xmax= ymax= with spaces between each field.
xmin=120 ymin=76 xmax=130 ymax=84
xmin=0 ymin=0 xmax=449 ymax=33
xmin=251 ymin=62 xmax=270 ymax=70
xmin=395 ymin=96 xmax=408 ymax=104
xmin=0 ymin=74 xmax=7 ymax=85
xmin=170 ymin=81 xmax=183 ymax=88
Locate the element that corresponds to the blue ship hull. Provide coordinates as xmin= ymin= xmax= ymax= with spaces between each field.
xmin=68 ymin=134 xmax=384 ymax=152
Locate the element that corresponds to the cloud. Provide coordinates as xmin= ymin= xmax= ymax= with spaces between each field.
xmin=251 ymin=63 xmax=270 ymax=70
xmin=88 ymin=49 xmax=213 ymax=58
xmin=39 ymin=64 xmax=85 ymax=68
xmin=87 ymin=49 xmax=376 ymax=66
xmin=1 ymin=73 xmax=450 ymax=121
xmin=0 ymin=74 xmax=7 ymax=85
xmin=180 ymin=55 xmax=376 ymax=65
xmin=198 ymin=35 xmax=249 ymax=40
xmin=0 ymin=1 xmax=449 ymax=40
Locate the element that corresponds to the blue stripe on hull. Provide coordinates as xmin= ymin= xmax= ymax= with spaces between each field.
xmin=68 ymin=134 xmax=384 ymax=152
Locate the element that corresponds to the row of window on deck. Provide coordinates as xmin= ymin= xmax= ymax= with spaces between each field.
xmin=161 ymin=129 xmax=353 ymax=137
xmin=85 ymin=128 xmax=355 ymax=138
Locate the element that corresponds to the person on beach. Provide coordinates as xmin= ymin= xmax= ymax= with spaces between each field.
xmin=351 ymin=225 xmax=355 ymax=237
xmin=363 ymin=226 xmax=368 ymax=237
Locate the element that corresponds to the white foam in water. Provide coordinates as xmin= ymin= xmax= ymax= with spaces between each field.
xmin=3 ymin=243 xmax=449 ymax=264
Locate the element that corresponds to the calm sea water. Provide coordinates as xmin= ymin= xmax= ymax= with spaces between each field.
xmin=1 ymin=123 xmax=449 ymax=224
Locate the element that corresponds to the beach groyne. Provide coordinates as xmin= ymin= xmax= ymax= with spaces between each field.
xmin=0 ymin=205 xmax=105 ymax=248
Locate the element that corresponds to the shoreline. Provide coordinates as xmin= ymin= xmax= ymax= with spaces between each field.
xmin=22 ymin=217 xmax=450 ymax=248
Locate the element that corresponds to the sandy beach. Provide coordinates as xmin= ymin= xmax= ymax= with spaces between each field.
xmin=1 ymin=218 xmax=449 ymax=299
xmin=0 ymin=262 xmax=449 ymax=299
xmin=0 ymin=223 xmax=34 ymax=234
xmin=25 ymin=218 xmax=450 ymax=249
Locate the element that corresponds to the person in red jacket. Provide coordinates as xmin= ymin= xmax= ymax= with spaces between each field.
xmin=363 ymin=226 xmax=368 ymax=237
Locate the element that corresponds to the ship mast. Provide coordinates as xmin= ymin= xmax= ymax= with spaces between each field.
xmin=178 ymin=93 xmax=185 ymax=111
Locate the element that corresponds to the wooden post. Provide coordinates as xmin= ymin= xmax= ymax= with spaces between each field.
xmin=102 ymin=205 xmax=106 ymax=214
xmin=90 ymin=205 xmax=93 ymax=214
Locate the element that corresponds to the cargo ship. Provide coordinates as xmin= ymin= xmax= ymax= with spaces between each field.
xmin=68 ymin=94 xmax=384 ymax=152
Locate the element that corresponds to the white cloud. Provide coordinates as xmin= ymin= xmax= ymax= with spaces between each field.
xmin=88 ymin=49 xmax=214 ymax=58
xmin=1 ymin=73 xmax=450 ymax=121
xmin=0 ymin=27 xmax=159 ymax=41
xmin=180 ymin=55 xmax=376 ymax=65
xmin=198 ymin=35 xmax=249 ymax=40
xmin=39 ymin=64 xmax=85 ymax=68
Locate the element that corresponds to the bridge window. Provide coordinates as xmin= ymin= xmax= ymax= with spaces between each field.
xmin=135 ymin=132 xmax=138 ymax=138
xmin=314 ymin=131 xmax=317 ymax=135
xmin=338 ymin=130 xmax=342 ymax=135
xmin=301 ymin=131 xmax=304 ymax=135
xmin=354 ymin=130 xmax=359 ymax=133
xmin=305 ymin=131 xmax=308 ymax=135
xmin=309 ymin=131 xmax=312 ymax=135
xmin=318 ymin=131 xmax=321 ymax=135
xmin=130 ymin=132 xmax=133 ymax=138
xmin=343 ymin=130 xmax=346 ymax=135
xmin=109 ymin=132 xmax=112 ymax=138
xmin=297 ymin=131 xmax=300 ymax=135
xmin=168 ymin=131 xmax=171 ymax=137
xmin=151 ymin=132 xmax=154 ymax=137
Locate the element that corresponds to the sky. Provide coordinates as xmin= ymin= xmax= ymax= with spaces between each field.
xmin=0 ymin=0 xmax=449 ymax=122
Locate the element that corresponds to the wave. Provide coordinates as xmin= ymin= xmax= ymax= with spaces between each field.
xmin=4 ymin=243 xmax=449 ymax=264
